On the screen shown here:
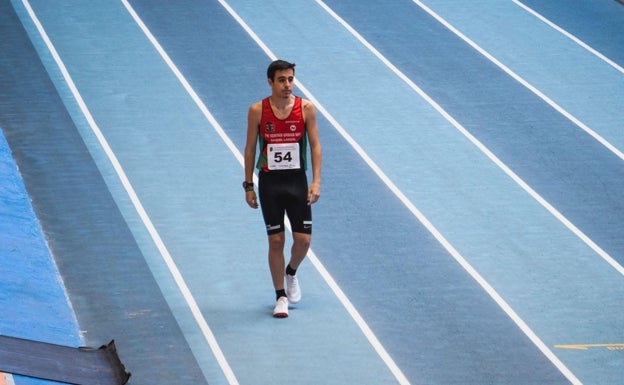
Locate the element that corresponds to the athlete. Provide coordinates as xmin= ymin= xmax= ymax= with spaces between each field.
xmin=243 ymin=60 xmax=322 ymax=318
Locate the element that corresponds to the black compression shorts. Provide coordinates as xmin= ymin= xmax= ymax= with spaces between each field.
xmin=258 ymin=171 xmax=312 ymax=235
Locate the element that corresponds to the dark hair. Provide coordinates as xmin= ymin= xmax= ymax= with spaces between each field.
xmin=267 ymin=60 xmax=296 ymax=80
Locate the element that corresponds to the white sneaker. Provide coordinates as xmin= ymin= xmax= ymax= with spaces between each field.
xmin=286 ymin=274 xmax=301 ymax=304
xmin=273 ymin=297 xmax=289 ymax=318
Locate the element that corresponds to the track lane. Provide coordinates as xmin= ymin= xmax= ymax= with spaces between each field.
xmin=4 ymin=1 xmax=212 ymax=383
xmin=224 ymin=0 xmax=624 ymax=383
xmin=7 ymin=0 xmax=624 ymax=383
xmin=323 ymin=0 xmax=624 ymax=265
xmin=19 ymin=0 xmax=404 ymax=383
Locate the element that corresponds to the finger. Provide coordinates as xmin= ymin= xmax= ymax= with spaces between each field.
xmin=308 ymin=194 xmax=319 ymax=204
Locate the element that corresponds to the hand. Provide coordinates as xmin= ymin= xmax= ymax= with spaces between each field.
xmin=246 ymin=190 xmax=258 ymax=209
xmin=307 ymin=183 xmax=320 ymax=205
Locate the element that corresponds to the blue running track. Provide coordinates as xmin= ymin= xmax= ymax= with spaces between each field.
xmin=1 ymin=0 xmax=623 ymax=384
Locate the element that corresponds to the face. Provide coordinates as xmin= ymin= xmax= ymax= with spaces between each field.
xmin=268 ymin=69 xmax=294 ymax=99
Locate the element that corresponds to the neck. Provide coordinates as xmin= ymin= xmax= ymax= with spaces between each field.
xmin=270 ymin=95 xmax=293 ymax=109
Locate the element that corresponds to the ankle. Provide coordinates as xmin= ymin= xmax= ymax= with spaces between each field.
xmin=286 ymin=264 xmax=297 ymax=276
xmin=275 ymin=289 xmax=287 ymax=301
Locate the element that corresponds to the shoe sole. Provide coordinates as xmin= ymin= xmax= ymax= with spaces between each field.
xmin=273 ymin=312 xmax=288 ymax=318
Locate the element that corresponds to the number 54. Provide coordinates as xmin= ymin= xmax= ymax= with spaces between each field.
xmin=273 ymin=151 xmax=292 ymax=163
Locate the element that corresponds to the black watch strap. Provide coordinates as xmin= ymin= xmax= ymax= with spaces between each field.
xmin=243 ymin=181 xmax=254 ymax=191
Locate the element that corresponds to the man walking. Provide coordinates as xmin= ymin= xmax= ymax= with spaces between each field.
xmin=243 ymin=60 xmax=322 ymax=318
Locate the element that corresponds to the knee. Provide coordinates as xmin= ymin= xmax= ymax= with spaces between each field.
xmin=293 ymin=234 xmax=311 ymax=250
xmin=268 ymin=233 xmax=285 ymax=251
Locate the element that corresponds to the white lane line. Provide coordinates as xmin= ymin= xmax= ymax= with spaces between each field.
xmin=400 ymin=1 xmax=624 ymax=276
xmin=188 ymin=0 xmax=411 ymax=383
xmin=357 ymin=0 xmax=624 ymax=279
xmin=22 ymin=1 xmax=239 ymax=384
xmin=124 ymin=0 xmax=408 ymax=383
xmin=314 ymin=0 xmax=624 ymax=274
xmin=412 ymin=0 xmax=624 ymax=162
xmin=315 ymin=0 xmax=624 ymax=383
xmin=122 ymin=1 xmax=244 ymax=168
xmin=513 ymin=0 xmax=624 ymax=75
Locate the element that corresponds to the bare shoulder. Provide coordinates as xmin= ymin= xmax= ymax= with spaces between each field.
xmin=301 ymin=98 xmax=319 ymax=132
xmin=301 ymin=98 xmax=315 ymax=110
xmin=249 ymin=100 xmax=263 ymax=113
xmin=301 ymin=98 xmax=317 ymax=119
xmin=248 ymin=100 xmax=263 ymax=120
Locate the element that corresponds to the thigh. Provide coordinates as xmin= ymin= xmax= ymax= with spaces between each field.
xmin=258 ymin=172 xmax=286 ymax=234
xmin=285 ymin=172 xmax=312 ymax=234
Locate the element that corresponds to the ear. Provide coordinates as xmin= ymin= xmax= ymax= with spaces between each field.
xmin=267 ymin=78 xmax=273 ymax=87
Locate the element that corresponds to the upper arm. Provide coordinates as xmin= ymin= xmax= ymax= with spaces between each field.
xmin=303 ymin=100 xmax=320 ymax=148
xmin=245 ymin=102 xmax=261 ymax=151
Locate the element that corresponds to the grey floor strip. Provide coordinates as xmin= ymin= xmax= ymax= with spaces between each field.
xmin=0 ymin=336 xmax=130 ymax=385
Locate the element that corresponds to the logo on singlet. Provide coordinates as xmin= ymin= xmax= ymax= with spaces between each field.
xmin=265 ymin=122 xmax=275 ymax=133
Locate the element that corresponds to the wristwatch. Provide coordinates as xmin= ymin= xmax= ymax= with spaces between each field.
xmin=242 ymin=181 xmax=254 ymax=192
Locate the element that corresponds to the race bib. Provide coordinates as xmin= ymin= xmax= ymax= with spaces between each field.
xmin=268 ymin=142 xmax=301 ymax=170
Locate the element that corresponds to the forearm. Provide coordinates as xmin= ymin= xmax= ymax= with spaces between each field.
xmin=310 ymin=144 xmax=322 ymax=186
xmin=244 ymin=147 xmax=256 ymax=182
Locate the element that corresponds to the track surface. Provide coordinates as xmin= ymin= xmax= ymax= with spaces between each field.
xmin=1 ymin=0 xmax=623 ymax=384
